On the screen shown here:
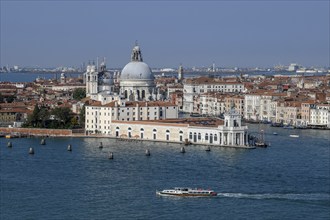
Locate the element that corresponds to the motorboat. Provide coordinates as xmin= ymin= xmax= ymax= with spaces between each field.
xmin=156 ymin=187 xmax=217 ymax=197
xmin=289 ymin=134 xmax=299 ymax=138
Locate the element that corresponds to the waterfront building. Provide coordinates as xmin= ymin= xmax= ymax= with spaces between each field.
xmin=98 ymin=105 xmax=249 ymax=147
xmin=0 ymin=103 xmax=30 ymax=127
xmin=200 ymin=93 xmax=225 ymax=116
xmin=310 ymin=104 xmax=330 ymax=128
xmin=301 ymin=101 xmax=316 ymax=126
xmin=85 ymin=100 xmax=178 ymax=134
xmin=182 ymin=77 xmax=245 ymax=113
xmin=275 ymin=101 xmax=302 ymax=126
xmin=199 ymin=93 xmax=245 ymax=117
xmin=244 ymin=93 xmax=261 ymax=121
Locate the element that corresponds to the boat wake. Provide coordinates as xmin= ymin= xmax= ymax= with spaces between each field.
xmin=218 ymin=193 xmax=330 ymax=201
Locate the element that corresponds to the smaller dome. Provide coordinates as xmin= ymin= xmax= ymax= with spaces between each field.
xmin=100 ymin=72 xmax=114 ymax=85
xmin=121 ymin=61 xmax=154 ymax=81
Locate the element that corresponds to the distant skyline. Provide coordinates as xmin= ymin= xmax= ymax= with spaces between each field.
xmin=1 ymin=1 xmax=329 ymax=68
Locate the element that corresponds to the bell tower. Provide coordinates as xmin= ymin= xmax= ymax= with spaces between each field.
xmin=178 ymin=64 xmax=184 ymax=82
xmin=85 ymin=63 xmax=98 ymax=96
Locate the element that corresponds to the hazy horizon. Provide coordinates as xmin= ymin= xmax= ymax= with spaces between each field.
xmin=1 ymin=1 xmax=329 ymax=68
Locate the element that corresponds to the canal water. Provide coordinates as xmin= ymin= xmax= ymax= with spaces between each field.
xmin=0 ymin=124 xmax=329 ymax=219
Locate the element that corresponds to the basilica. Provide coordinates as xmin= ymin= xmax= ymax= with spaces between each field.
xmin=83 ymin=43 xmax=250 ymax=148
xmin=85 ymin=44 xmax=160 ymax=103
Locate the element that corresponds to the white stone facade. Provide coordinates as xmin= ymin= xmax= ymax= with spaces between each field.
xmin=91 ymin=107 xmax=249 ymax=147
xmin=310 ymin=105 xmax=330 ymax=127
xmin=244 ymin=94 xmax=261 ymax=120
xmin=183 ymin=80 xmax=245 ymax=113
xmin=85 ymin=101 xmax=179 ymax=134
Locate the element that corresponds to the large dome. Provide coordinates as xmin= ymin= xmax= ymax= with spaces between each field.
xmin=120 ymin=61 xmax=154 ymax=81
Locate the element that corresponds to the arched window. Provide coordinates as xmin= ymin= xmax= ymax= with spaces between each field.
xmin=198 ymin=133 xmax=201 ymax=140
xmin=137 ymin=90 xmax=140 ymax=100
xmin=153 ymin=129 xmax=157 ymax=132
xmin=214 ymin=134 xmax=218 ymax=142
xmin=166 ymin=130 xmax=170 ymax=133
xmin=205 ymin=133 xmax=209 ymax=141
xmin=179 ymin=130 xmax=183 ymax=142
xmin=189 ymin=132 xmax=192 ymax=140
xmin=128 ymin=127 xmax=132 ymax=138
xmin=140 ymin=128 xmax=144 ymax=139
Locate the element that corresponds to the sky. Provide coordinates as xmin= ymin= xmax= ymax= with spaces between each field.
xmin=1 ymin=0 xmax=329 ymax=68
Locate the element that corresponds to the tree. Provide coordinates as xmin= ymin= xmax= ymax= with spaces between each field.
xmin=38 ymin=106 xmax=50 ymax=128
xmin=70 ymin=117 xmax=79 ymax=128
xmin=73 ymin=88 xmax=86 ymax=101
xmin=51 ymin=107 xmax=73 ymax=128
xmin=79 ymin=104 xmax=86 ymax=127
xmin=23 ymin=104 xmax=41 ymax=127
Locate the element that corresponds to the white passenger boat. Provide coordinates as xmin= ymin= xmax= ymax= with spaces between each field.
xmin=156 ymin=187 xmax=217 ymax=197
xmin=289 ymin=134 xmax=299 ymax=138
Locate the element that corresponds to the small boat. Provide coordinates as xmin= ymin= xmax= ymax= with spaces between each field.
xmin=273 ymin=132 xmax=278 ymax=135
xmin=289 ymin=134 xmax=299 ymax=138
xmin=255 ymin=142 xmax=268 ymax=147
xmin=156 ymin=187 xmax=217 ymax=197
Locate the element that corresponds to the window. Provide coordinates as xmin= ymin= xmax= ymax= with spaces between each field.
xmin=205 ymin=133 xmax=209 ymax=141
